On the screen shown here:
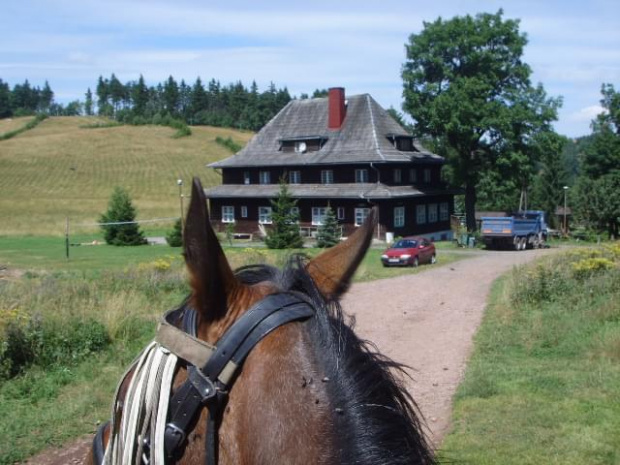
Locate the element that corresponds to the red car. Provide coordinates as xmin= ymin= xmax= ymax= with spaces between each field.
xmin=381 ymin=236 xmax=436 ymax=267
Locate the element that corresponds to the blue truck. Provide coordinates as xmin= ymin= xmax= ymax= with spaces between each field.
xmin=481 ymin=211 xmax=548 ymax=250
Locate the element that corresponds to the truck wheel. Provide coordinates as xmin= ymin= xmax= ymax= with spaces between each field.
xmin=520 ymin=237 xmax=527 ymax=250
xmin=413 ymin=257 xmax=419 ymax=267
xmin=513 ymin=236 xmax=520 ymax=251
xmin=430 ymin=254 xmax=437 ymax=264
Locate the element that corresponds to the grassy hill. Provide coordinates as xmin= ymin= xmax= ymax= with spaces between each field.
xmin=0 ymin=116 xmax=253 ymax=235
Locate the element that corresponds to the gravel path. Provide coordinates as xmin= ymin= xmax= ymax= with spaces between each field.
xmin=23 ymin=247 xmax=555 ymax=463
xmin=341 ymin=247 xmax=557 ymax=447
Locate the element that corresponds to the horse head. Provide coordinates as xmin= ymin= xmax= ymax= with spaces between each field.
xmin=89 ymin=177 xmax=434 ymax=465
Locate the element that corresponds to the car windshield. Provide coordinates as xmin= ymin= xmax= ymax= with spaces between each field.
xmin=393 ymin=239 xmax=417 ymax=249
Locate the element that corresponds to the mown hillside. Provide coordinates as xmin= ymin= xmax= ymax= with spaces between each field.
xmin=0 ymin=116 xmax=253 ymax=235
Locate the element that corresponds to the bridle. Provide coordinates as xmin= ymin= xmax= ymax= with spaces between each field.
xmin=94 ymin=293 xmax=314 ymax=465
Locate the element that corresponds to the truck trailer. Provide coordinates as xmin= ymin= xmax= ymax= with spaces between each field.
xmin=481 ymin=211 xmax=548 ymax=250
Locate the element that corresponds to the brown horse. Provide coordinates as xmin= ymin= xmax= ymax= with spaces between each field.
xmin=87 ymin=177 xmax=435 ymax=465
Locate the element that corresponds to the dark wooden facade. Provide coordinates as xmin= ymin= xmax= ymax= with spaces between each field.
xmin=205 ymin=88 xmax=456 ymax=241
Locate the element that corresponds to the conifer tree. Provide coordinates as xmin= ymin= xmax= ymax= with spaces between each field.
xmin=265 ymin=180 xmax=303 ymax=249
xmin=166 ymin=218 xmax=183 ymax=247
xmin=316 ymin=206 xmax=341 ymax=248
xmin=100 ymin=187 xmax=147 ymax=246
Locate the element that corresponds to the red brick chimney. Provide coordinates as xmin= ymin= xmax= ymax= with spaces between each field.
xmin=328 ymin=87 xmax=346 ymax=130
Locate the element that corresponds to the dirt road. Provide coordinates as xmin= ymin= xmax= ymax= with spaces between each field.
xmin=24 ymin=247 xmax=554 ymax=463
xmin=341 ymin=247 xmax=556 ymax=447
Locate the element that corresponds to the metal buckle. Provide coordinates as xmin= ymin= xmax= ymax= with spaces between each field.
xmin=188 ymin=367 xmax=217 ymax=403
xmin=164 ymin=423 xmax=187 ymax=457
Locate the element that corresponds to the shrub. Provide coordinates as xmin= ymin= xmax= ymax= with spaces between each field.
xmin=100 ymin=187 xmax=147 ymax=246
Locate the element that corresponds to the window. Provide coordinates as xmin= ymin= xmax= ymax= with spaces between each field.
xmin=355 ymin=169 xmax=368 ymax=183
xmin=337 ymin=207 xmax=345 ymax=220
xmin=244 ymin=171 xmax=250 ymax=185
xmin=416 ymin=205 xmax=426 ymax=224
xmin=440 ymin=202 xmax=449 ymax=221
xmin=258 ymin=206 xmax=272 ymax=224
xmin=241 ymin=206 xmax=248 ymax=218
xmin=321 ymin=170 xmax=334 ymax=184
xmin=259 ymin=171 xmax=271 ymax=184
xmin=355 ymin=208 xmax=370 ymax=226
xmin=394 ymin=206 xmax=405 ymax=228
xmin=289 ymin=170 xmax=301 ymax=184
xmin=428 ymin=203 xmax=438 ymax=223
xmin=423 ymin=169 xmax=431 ymax=183
xmin=312 ymin=207 xmax=328 ymax=225
xmin=222 ymin=206 xmax=235 ymax=223
xmin=409 ymin=168 xmax=417 ymax=183
xmin=393 ymin=169 xmax=402 ymax=183
xmin=289 ymin=207 xmax=300 ymax=223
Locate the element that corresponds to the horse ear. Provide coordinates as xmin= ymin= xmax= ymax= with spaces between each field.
xmin=184 ymin=177 xmax=238 ymax=320
xmin=307 ymin=207 xmax=377 ymax=300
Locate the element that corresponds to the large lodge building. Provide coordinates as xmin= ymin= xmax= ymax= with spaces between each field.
xmin=204 ymin=88 xmax=456 ymax=241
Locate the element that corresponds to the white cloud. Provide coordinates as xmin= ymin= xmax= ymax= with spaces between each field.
xmin=568 ymin=105 xmax=607 ymax=123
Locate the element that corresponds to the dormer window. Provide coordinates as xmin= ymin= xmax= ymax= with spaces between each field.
xmin=279 ymin=136 xmax=328 ymax=153
xmin=386 ymin=134 xmax=416 ymax=152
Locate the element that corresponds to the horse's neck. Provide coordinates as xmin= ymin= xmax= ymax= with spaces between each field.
xmin=179 ymin=322 xmax=336 ymax=465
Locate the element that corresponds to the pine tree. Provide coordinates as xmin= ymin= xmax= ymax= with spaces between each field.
xmin=84 ymin=88 xmax=94 ymax=116
xmin=316 ymin=206 xmax=341 ymax=248
xmin=100 ymin=187 xmax=147 ymax=246
xmin=265 ymin=180 xmax=303 ymax=249
xmin=166 ymin=218 xmax=183 ymax=247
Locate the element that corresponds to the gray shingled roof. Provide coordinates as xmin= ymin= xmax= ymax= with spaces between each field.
xmin=209 ymin=94 xmax=443 ymax=168
xmin=204 ymin=183 xmax=453 ymax=200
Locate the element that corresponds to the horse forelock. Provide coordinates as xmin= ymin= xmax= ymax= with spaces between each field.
xmin=234 ymin=256 xmax=436 ymax=465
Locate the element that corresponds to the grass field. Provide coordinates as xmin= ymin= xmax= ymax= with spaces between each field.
xmin=440 ymin=245 xmax=620 ymax=464
xmin=0 ymin=116 xmax=35 ymax=135
xmin=0 ymin=116 xmax=252 ymax=235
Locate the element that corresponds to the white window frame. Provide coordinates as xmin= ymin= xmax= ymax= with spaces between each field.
xmin=423 ymin=168 xmax=431 ymax=183
xmin=221 ymin=206 xmax=235 ymax=223
xmin=428 ymin=203 xmax=438 ymax=223
xmin=394 ymin=206 xmax=405 ymax=228
xmin=355 ymin=208 xmax=370 ymax=227
xmin=355 ymin=169 xmax=368 ymax=183
xmin=416 ymin=205 xmax=426 ymax=224
xmin=259 ymin=171 xmax=271 ymax=185
xmin=312 ymin=207 xmax=328 ymax=225
xmin=258 ymin=206 xmax=272 ymax=224
xmin=289 ymin=170 xmax=301 ymax=184
xmin=393 ymin=169 xmax=402 ymax=183
xmin=409 ymin=168 xmax=417 ymax=183
xmin=241 ymin=206 xmax=248 ymax=218
xmin=337 ymin=207 xmax=345 ymax=220
xmin=244 ymin=171 xmax=250 ymax=185
xmin=440 ymin=202 xmax=449 ymax=221
xmin=321 ymin=170 xmax=334 ymax=184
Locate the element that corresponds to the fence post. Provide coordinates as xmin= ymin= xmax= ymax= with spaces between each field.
xmin=65 ymin=217 xmax=70 ymax=260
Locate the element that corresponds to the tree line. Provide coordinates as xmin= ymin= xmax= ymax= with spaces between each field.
xmin=91 ymin=74 xmax=292 ymax=131
xmin=0 ymin=78 xmax=83 ymax=118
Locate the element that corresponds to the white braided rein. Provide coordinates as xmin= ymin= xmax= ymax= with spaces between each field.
xmin=103 ymin=341 xmax=179 ymax=465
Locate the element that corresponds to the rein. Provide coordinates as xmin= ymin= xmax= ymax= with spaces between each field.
xmin=95 ymin=293 xmax=314 ymax=465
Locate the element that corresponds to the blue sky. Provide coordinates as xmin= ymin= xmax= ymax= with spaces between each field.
xmin=2 ymin=0 xmax=619 ymax=138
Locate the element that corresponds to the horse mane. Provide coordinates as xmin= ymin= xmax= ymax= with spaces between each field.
xmin=235 ymin=256 xmax=436 ymax=465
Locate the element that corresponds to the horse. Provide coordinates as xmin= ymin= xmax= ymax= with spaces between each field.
xmin=86 ymin=177 xmax=436 ymax=465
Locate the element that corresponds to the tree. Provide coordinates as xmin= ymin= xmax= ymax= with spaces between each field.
xmin=163 ymin=75 xmax=179 ymax=115
xmin=316 ymin=207 xmax=340 ymax=248
xmin=84 ymin=88 xmax=94 ymax=116
xmin=265 ymin=180 xmax=303 ymax=249
xmin=39 ymin=81 xmax=54 ymax=112
xmin=166 ymin=218 xmax=183 ymax=247
xmin=530 ymin=132 xmax=569 ymax=228
xmin=402 ymin=10 xmax=560 ymax=231
xmin=573 ymin=83 xmax=620 ymax=238
xmin=131 ymin=75 xmax=149 ymax=116
xmin=100 ymin=187 xmax=147 ymax=246
xmin=0 ymin=79 xmax=10 ymax=118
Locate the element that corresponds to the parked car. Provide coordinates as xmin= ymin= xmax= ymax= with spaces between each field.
xmin=381 ymin=236 xmax=436 ymax=267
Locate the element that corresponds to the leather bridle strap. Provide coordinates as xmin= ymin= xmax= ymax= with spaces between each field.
xmin=161 ymin=293 xmax=314 ymax=464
